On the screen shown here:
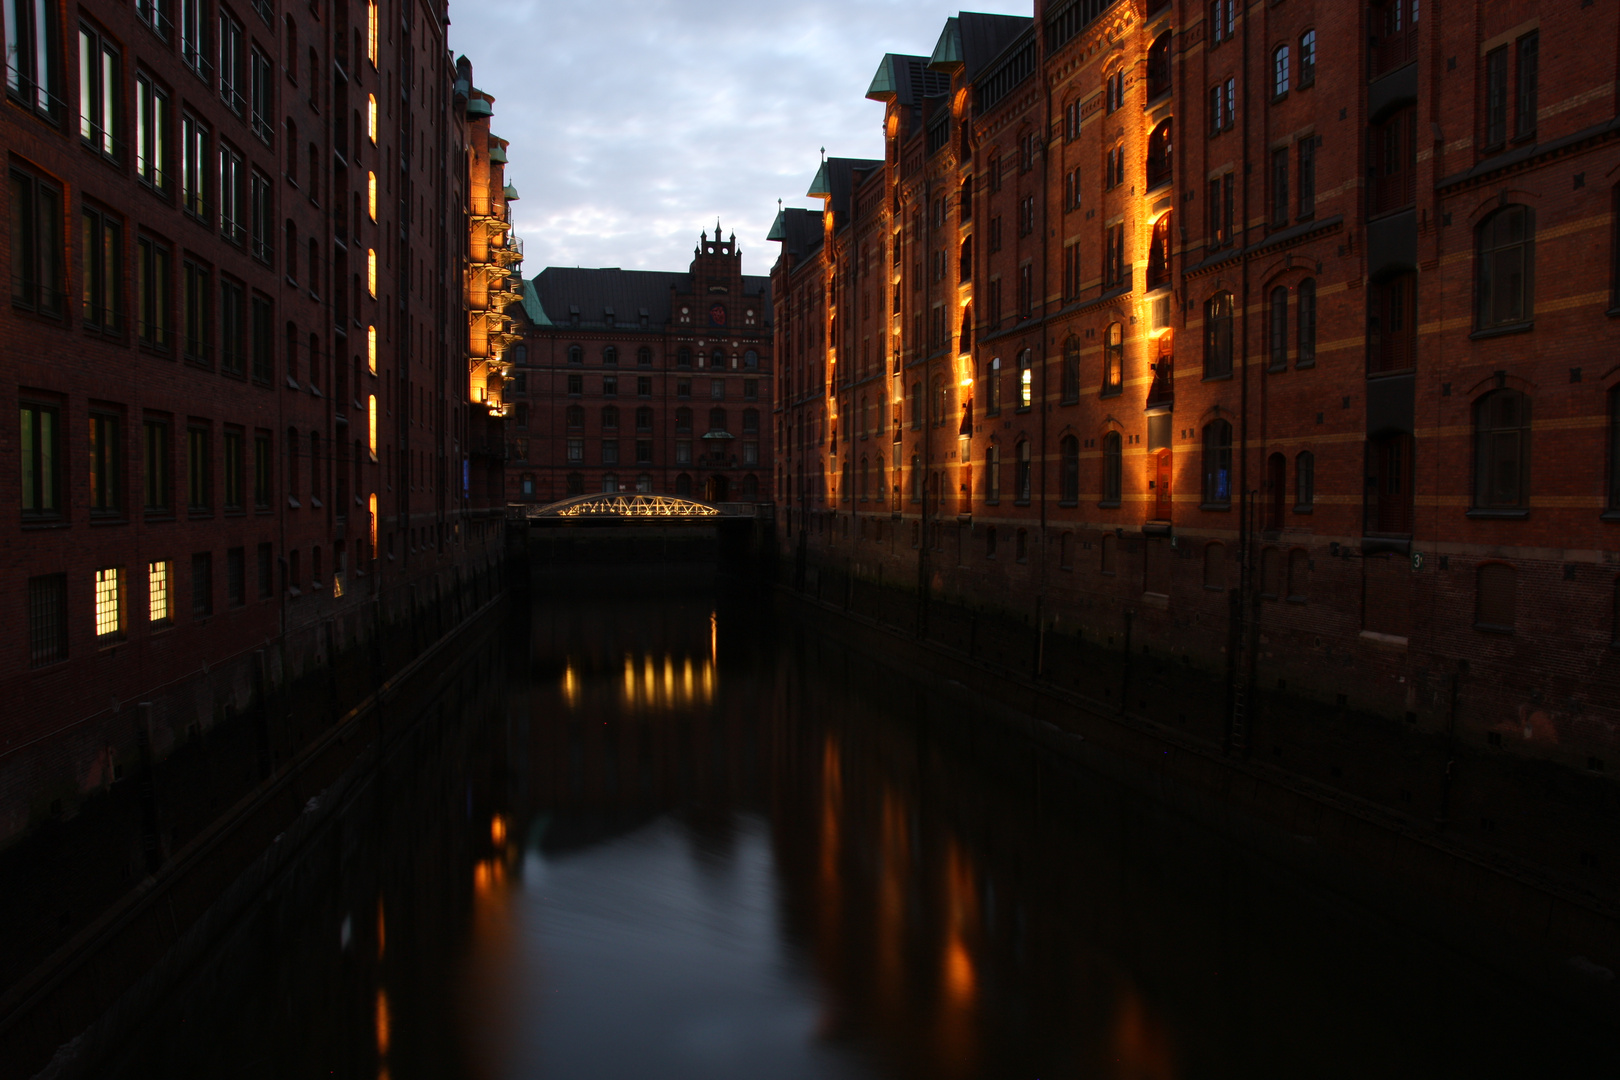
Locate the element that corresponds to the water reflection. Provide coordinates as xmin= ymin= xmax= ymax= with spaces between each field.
xmin=88 ymin=580 xmax=1619 ymax=1080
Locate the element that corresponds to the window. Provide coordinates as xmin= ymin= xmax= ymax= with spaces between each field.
xmin=136 ymin=237 xmax=173 ymax=349
xmin=1475 ymin=563 xmax=1515 ymax=631
xmin=1061 ymin=338 xmax=1081 ymax=403
xmin=227 ymin=546 xmax=245 ymax=606
xmin=567 ymin=373 xmax=582 ymax=396
xmin=1016 ymin=440 xmax=1032 ymax=503
xmin=1202 ymin=419 xmax=1233 ymax=506
xmin=366 ymin=0 xmax=379 ymax=64
xmin=1266 ymin=453 xmax=1287 ymax=530
xmin=20 ymin=401 xmax=61 ymax=515
xmin=601 ymin=440 xmax=619 ymax=466
xmin=368 ymin=93 xmax=378 ymax=142
xmin=81 ymin=206 xmax=122 ymax=334
xmin=366 ymin=247 xmax=376 ymax=295
xmin=1298 ymin=136 xmax=1316 ymax=218
xmin=1270 ymin=147 xmax=1289 ymax=227
xmin=1102 ymin=322 xmax=1124 ymax=395
xmin=675 ymin=346 xmax=690 ymax=368
xmin=1209 ymin=77 xmax=1235 ymax=135
xmin=148 ymin=560 xmax=173 ymax=623
xmin=602 ymin=473 xmax=619 ymax=494
xmin=181 ymin=259 xmax=211 ymax=364
xmin=1369 ymin=272 xmax=1416 ymax=373
xmin=180 ymin=0 xmax=205 ymax=70
xmin=743 ymin=409 xmax=759 ymax=434
xmin=1205 ymin=293 xmax=1233 ymax=378
xmin=7 ymin=0 xmax=59 ymax=119
xmin=135 ymin=74 xmax=169 ymax=190
xmin=1474 ymin=390 xmax=1530 ymax=510
xmin=220 ymin=144 xmax=243 ymax=241
xmin=1295 ymin=450 xmax=1315 ymax=510
xmin=187 ymin=425 xmax=211 ymax=511
xmin=367 ymin=396 xmax=377 ymax=459
xmin=249 ymin=46 xmax=271 ymax=141
xmin=601 ymin=405 xmax=619 ymax=431
xmin=603 ymin=375 xmax=618 ymax=397
xmin=1147 ymin=213 xmax=1171 ymax=290
xmin=93 ymin=566 xmax=126 ymax=640
xmin=566 ymin=438 xmax=583 ymax=463
xmin=1059 ymin=436 xmax=1079 ymax=505
xmin=709 ymin=408 xmax=728 ymax=433
xmin=986 ymin=445 xmax=1001 ymax=502
xmin=1298 ymin=30 xmax=1317 ymax=88
xmin=1371 ymin=0 xmax=1418 ymax=77
xmin=182 ymin=116 xmax=208 ymax=219
xmin=1477 ymin=206 xmax=1533 ymax=330
xmin=367 ymin=171 xmax=376 ymax=220
xmin=1209 ymin=172 xmax=1234 ymax=249
xmin=603 ymin=345 xmax=618 ymax=366
xmin=989 ymin=216 xmax=1002 ymax=254
xmin=1063 ymin=242 xmax=1082 ymax=301
xmin=79 ymin=26 xmax=120 ymax=158
xmin=1106 ymin=142 xmax=1125 ymax=189
xmin=144 ymin=418 xmax=170 ymax=512
xmin=1272 ymin=44 xmax=1290 ymax=98
xmin=251 ymin=295 xmax=272 ymax=382
xmin=10 ymin=168 xmax=64 ymax=316
xmin=985 ymin=357 xmax=1001 ymax=415
xmin=28 ymin=574 xmax=67 ymax=666
xmin=710 ymin=379 xmax=725 ymax=401
xmin=1484 ymin=46 xmax=1509 ymax=148
xmin=1515 ymin=33 xmax=1538 ymax=141
xmin=636 ymin=406 xmax=654 ymax=432
xmin=1610 ymin=387 xmax=1620 ymax=514
xmin=1100 ymin=431 xmax=1122 ymax=506
xmin=1146 ymin=35 xmax=1170 ymax=100
xmin=1100 ymin=533 xmax=1117 ymax=575
xmin=1105 ymin=223 xmax=1126 ymax=288
xmin=1369 ymin=107 xmax=1416 ymax=215
xmin=191 ymin=551 xmax=212 ymax=616
xmin=1017 ymin=350 xmax=1033 ymax=410
xmin=1296 ymin=278 xmax=1317 ymax=366
xmin=88 ymin=412 xmax=120 ymax=515
xmin=1210 ymin=0 xmax=1233 ymax=45
xmin=218 ymin=10 xmax=243 ymax=113
xmin=221 ymin=278 xmax=245 ymax=374
xmin=1018 ymin=195 xmax=1034 ymax=237
xmin=1106 ymin=67 xmax=1124 ymax=113
xmin=1268 ymin=285 xmax=1289 ymax=370
xmin=636 ymin=440 xmax=652 ymax=464
xmin=254 ymin=432 xmax=271 ymax=509
xmin=223 ymin=429 xmax=244 ymax=510
xmin=1018 ymin=264 xmax=1033 ymax=319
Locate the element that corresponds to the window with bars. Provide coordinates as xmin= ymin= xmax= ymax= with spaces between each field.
xmin=29 ymin=574 xmax=68 ymax=667
xmin=148 ymin=560 xmax=173 ymax=623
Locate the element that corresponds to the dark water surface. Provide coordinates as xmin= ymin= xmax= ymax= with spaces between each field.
xmin=96 ymin=576 xmax=1618 ymax=1079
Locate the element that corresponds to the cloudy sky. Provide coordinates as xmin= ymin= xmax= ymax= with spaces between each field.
xmin=448 ymin=1 xmax=1031 ymax=280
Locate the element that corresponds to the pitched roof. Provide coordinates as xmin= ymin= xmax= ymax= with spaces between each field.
xmin=528 ymin=266 xmax=771 ymax=331
xmin=770 ymin=206 xmax=824 ymax=260
xmin=956 ymin=12 xmax=1032 ymax=81
xmin=866 ymin=53 xmax=951 ymax=105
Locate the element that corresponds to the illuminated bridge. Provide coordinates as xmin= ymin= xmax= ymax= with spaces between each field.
xmin=520 ymin=492 xmax=771 ymax=522
xmin=516 ymin=492 xmax=775 ymax=575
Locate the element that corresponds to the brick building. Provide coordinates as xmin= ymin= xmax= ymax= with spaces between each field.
xmin=770 ymin=0 xmax=1620 ymax=777
xmin=0 ymin=0 xmax=516 ymax=847
xmin=508 ymin=227 xmax=774 ymax=505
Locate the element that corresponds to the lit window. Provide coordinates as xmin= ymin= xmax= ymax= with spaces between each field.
xmin=367 ymin=249 xmax=377 ymax=296
xmin=148 ymin=560 xmax=173 ymax=622
xmin=368 ymin=492 xmax=378 ymax=549
xmin=367 ymin=1 xmax=379 ymax=65
xmin=368 ymin=171 xmax=377 ymax=221
xmin=368 ymin=395 xmax=378 ymax=458
xmin=1018 ymin=351 xmax=1033 ymax=409
xmin=94 ymin=567 xmax=125 ymax=639
xmin=367 ymin=325 xmax=377 ymax=372
xmin=367 ymin=93 xmax=377 ymax=142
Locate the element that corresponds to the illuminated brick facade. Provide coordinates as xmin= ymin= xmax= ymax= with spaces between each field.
xmin=770 ymin=0 xmax=1620 ymax=775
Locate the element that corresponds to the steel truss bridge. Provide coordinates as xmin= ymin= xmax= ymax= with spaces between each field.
xmin=519 ymin=493 xmax=771 ymax=522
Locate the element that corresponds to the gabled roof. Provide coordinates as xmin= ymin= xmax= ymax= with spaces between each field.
xmin=866 ymin=52 xmax=952 ymax=105
xmin=819 ymin=156 xmax=884 ymax=222
xmin=956 ymin=12 xmax=1033 ymax=81
xmin=769 ymin=206 xmax=824 ymax=260
xmin=530 ymin=267 xmax=771 ymax=332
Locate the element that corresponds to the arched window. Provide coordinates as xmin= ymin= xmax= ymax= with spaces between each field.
xmin=602 ymin=345 xmax=618 ymax=366
xmin=1202 ymin=419 xmax=1233 ymax=506
xmin=1287 ymin=549 xmax=1309 ymax=600
xmin=675 ymin=472 xmax=692 ymax=496
xmin=1147 ymin=212 xmax=1172 ymax=288
xmin=1103 ymin=323 xmax=1124 ymax=395
xmin=1271 ymin=44 xmax=1291 ymax=97
xmin=708 ymin=407 xmax=727 ymax=432
xmin=1106 ymin=66 xmax=1124 ymax=113
xmin=1474 ymin=389 xmax=1531 ymax=509
xmin=1060 ymin=436 xmax=1080 ymax=504
xmin=986 ymin=357 xmax=1002 ymax=414
xmin=1297 ymin=278 xmax=1317 ymax=365
xmin=601 ymin=405 xmax=619 ymax=429
xmin=565 ymin=405 xmax=584 ymax=430
xmin=1146 ymin=119 xmax=1173 ymax=190
xmin=1102 ymin=431 xmax=1123 ymax=505
xmin=743 ymin=349 xmax=758 ymax=368
xmin=1016 ymin=440 xmax=1032 ymax=502
xmin=1268 ymin=285 xmax=1289 ymax=370
xmin=677 ymin=346 xmax=692 ymax=368
xmin=1205 ymin=294 xmax=1233 ymax=378
xmin=637 ymin=346 xmax=652 ymax=366
xmin=1476 ymin=562 xmax=1516 ymax=631
xmin=1203 ymin=542 xmax=1227 ymax=590
xmin=710 ymin=348 xmax=725 ymax=369
xmin=1477 ymin=205 xmax=1534 ymax=330
xmin=986 ymin=444 xmax=1001 ymax=502
xmin=635 ymin=406 xmax=653 ymax=432
xmin=568 ymin=345 xmax=583 ymax=365
xmin=675 ymin=407 xmax=692 ymax=433
xmin=602 ymin=472 xmax=619 ymax=494
xmin=566 ymin=471 xmax=584 ymax=495
xmin=1295 ymin=450 xmax=1315 ymax=509
xmin=1017 ymin=350 xmax=1033 ymax=410
xmin=1147 ymin=33 xmax=1172 ymax=99
xmin=1299 ymin=29 xmax=1317 ymax=86
xmin=1061 ymin=337 xmax=1081 ymax=403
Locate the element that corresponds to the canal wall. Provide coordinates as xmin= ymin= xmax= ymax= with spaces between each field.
xmin=0 ymin=546 xmax=513 ymax=1080
xmin=782 ymin=569 xmax=1620 ymax=1011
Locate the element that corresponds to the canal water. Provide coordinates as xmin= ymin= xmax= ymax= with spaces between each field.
xmin=90 ymin=573 xmax=1617 ymax=1079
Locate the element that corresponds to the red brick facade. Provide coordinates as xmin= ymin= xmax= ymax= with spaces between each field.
xmin=771 ymin=0 xmax=1620 ymax=775
xmin=1 ymin=0 xmax=511 ymax=847
xmin=508 ymin=230 xmax=775 ymax=505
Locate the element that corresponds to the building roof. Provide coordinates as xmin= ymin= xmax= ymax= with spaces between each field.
xmin=527 ymin=266 xmax=772 ymax=332
xmin=866 ymin=52 xmax=951 ymax=105
xmin=769 ymin=206 xmax=824 ymax=260
xmin=820 ymin=156 xmax=884 ymax=223
xmin=954 ymin=12 xmax=1032 ymax=81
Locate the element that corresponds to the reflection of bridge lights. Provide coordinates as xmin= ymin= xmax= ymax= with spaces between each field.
xmin=562 ymin=664 xmax=578 ymax=706
xmin=491 ymin=814 xmax=508 ymax=848
xmin=616 ymin=652 xmax=714 ymax=707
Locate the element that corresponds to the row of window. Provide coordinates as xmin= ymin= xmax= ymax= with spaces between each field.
xmin=559 ymin=406 xmax=762 ymax=435
xmin=562 ymin=439 xmax=762 ymax=467
xmin=560 ymin=345 xmax=762 ymax=369
xmin=551 ymin=472 xmax=763 ymax=501
xmin=560 ymin=375 xmax=759 ymax=401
